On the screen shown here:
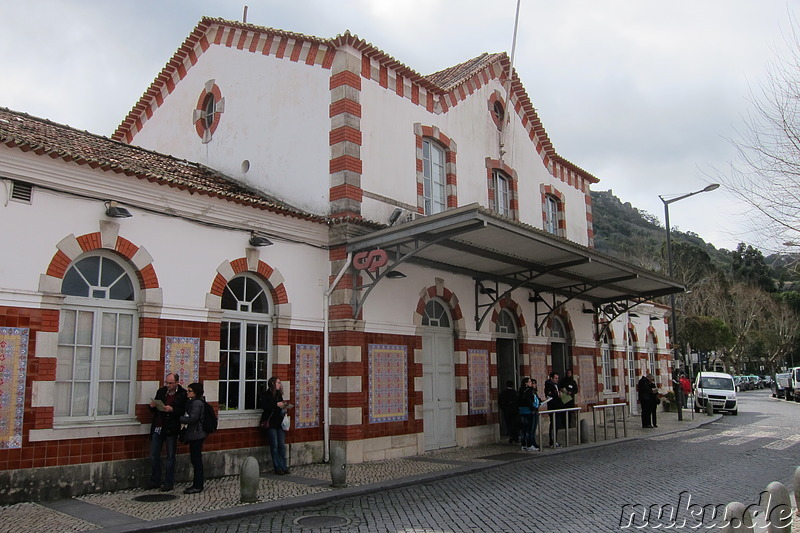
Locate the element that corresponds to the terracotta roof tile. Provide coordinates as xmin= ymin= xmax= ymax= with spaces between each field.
xmin=425 ymin=53 xmax=506 ymax=91
xmin=0 ymin=107 xmax=324 ymax=222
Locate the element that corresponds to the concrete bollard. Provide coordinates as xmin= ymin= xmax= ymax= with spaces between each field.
xmin=330 ymin=446 xmax=347 ymax=488
xmin=579 ymin=418 xmax=589 ymax=444
xmin=705 ymin=400 xmax=714 ymax=416
xmin=765 ymin=481 xmax=793 ymax=533
xmin=239 ymin=456 xmax=260 ymax=503
xmin=720 ymin=502 xmax=754 ymax=533
xmin=793 ymin=467 xmax=800 ymax=518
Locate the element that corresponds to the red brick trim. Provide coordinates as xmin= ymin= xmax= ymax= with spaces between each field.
xmin=208 ymin=258 xmax=289 ymax=305
xmin=540 ymin=184 xmax=566 ymax=237
xmin=414 ymin=124 xmax=458 ymax=214
xmin=485 ymin=158 xmax=519 ymax=221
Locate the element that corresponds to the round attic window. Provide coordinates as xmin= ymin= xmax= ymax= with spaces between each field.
xmin=202 ymin=93 xmax=216 ymax=130
xmin=493 ymin=100 xmax=505 ymax=125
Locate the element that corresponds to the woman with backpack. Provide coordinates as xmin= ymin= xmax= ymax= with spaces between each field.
xmin=517 ymin=377 xmax=540 ymax=451
xmin=179 ymin=382 xmax=207 ymax=494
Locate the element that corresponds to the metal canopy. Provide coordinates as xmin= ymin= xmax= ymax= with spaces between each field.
xmin=345 ymin=203 xmax=683 ymax=332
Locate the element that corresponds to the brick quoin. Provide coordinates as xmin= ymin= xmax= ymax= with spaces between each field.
xmin=329 ymin=100 xmax=361 ymax=118
xmin=330 ymin=70 xmax=361 ymax=90
xmin=361 ymin=54 xmax=371 ymax=79
xmin=329 ymin=156 xmax=363 ymax=174
xmin=329 ymin=183 xmax=363 ymax=202
xmin=329 ymin=126 xmax=362 ymax=146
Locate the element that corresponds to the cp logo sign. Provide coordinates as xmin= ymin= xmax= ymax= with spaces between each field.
xmin=353 ymin=250 xmax=388 ymax=272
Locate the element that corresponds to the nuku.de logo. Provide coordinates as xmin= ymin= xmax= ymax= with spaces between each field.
xmin=618 ymin=490 xmax=792 ymax=529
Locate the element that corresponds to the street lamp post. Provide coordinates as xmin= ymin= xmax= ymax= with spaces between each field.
xmin=659 ymin=183 xmax=719 ymax=422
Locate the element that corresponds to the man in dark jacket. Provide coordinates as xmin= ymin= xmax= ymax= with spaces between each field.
xmin=148 ymin=373 xmax=187 ymax=491
xmin=544 ymin=372 xmax=563 ymax=448
xmin=638 ymin=373 xmax=657 ymax=428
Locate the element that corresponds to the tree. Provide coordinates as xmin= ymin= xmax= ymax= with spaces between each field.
xmin=730 ymin=243 xmax=775 ymax=292
xmin=719 ymin=21 xmax=800 ymax=250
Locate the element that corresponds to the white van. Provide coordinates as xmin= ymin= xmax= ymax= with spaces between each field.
xmin=694 ymin=371 xmax=738 ymax=415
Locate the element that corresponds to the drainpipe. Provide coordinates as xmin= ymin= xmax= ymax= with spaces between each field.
xmin=323 ymin=252 xmax=352 ymax=463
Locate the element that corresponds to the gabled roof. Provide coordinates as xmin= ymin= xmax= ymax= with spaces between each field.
xmin=0 ymin=107 xmax=323 ymax=222
xmin=112 ymin=17 xmax=598 ymax=185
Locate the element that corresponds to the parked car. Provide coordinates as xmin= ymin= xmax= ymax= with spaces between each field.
xmin=733 ymin=376 xmax=744 ymax=392
xmin=694 ymin=371 xmax=738 ymax=415
xmin=790 ymin=367 xmax=800 ymax=402
xmin=748 ymin=375 xmax=761 ymax=389
xmin=761 ymin=376 xmax=773 ymax=388
xmin=773 ymin=373 xmax=791 ymax=399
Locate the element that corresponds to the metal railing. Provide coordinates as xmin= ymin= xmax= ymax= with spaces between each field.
xmin=591 ymin=402 xmax=628 ymax=441
xmin=534 ymin=407 xmax=582 ymax=450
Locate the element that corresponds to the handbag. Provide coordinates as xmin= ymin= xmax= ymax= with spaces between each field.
xmin=178 ymin=427 xmax=188 ymax=443
xmin=281 ymin=416 xmax=290 ymax=431
xmin=259 ymin=419 xmax=270 ymax=431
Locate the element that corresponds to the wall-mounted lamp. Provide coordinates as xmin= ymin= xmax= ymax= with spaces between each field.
xmin=581 ymin=305 xmax=594 ymax=314
xmin=479 ymin=283 xmax=497 ymax=295
xmin=528 ymin=292 xmax=543 ymax=303
xmin=650 ymin=316 xmax=661 ymax=321
xmin=385 ymin=270 xmax=406 ymax=279
xmin=628 ymin=313 xmax=639 ymax=318
xmin=249 ymin=232 xmax=273 ymax=247
xmin=105 ymin=201 xmax=132 ymax=218
xmin=388 ymin=208 xmax=403 ymax=226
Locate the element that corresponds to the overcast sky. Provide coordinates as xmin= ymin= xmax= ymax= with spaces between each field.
xmin=4 ymin=0 xmax=798 ymax=252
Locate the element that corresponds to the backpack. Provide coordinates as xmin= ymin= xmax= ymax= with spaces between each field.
xmin=202 ymin=400 xmax=218 ymax=434
xmin=532 ymin=394 xmax=541 ymax=409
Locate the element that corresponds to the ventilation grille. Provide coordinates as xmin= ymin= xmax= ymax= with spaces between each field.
xmin=10 ymin=181 xmax=33 ymax=203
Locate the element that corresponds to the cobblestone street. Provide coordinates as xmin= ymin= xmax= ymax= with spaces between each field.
xmin=177 ymin=391 xmax=800 ymax=532
xmin=3 ymin=390 xmax=799 ymax=532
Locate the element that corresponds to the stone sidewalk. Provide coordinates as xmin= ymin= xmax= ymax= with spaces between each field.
xmin=0 ymin=410 xmax=791 ymax=533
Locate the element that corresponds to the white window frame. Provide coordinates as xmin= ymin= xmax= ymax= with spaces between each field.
xmin=423 ymin=140 xmax=446 ymax=215
xmin=219 ymin=273 xmax=273 ymax=413
xmin=492 ymin=170 xmax=510 ymax=217
xmin=601 ymin=334 xmax=613 ymax=391
xmin=647 ymin=334 xmax=657 ymax=377
xmin=545 ymin=195 xmax=559 ymax=235
xmin=56 ymin=253 xmax=138 ymax=424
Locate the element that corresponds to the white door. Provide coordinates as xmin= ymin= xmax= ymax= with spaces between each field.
xmin=627 ymin=344 xmax=639 ymax=415
xmin=422 ymin=329 xmax=456 ymax=451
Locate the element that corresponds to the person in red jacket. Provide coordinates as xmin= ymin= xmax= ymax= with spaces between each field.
xmin=679 ymin=374 xmax=692 ymax=409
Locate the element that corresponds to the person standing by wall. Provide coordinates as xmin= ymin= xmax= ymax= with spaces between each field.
xmin=680 ymin=374 xmax=691 ymax=409
xmin=148 ymin=373 xmax=187 ymax=492
xmin=180 ymin=382 xmax=207 ymax=494
xmin=260 ymin=376 xmax=292 ymax=475
xmin=544 ymin=372 xmax=563 ymax=448
xmin=561 ymin=368 xmax=579 ymax=428
xmin=499 ymin=380 xmax=519 ymax=444
xmin=638 ymin=373 xmax=657 ymax=428
xmin=517 ymin=377 xmax=540 ymax=451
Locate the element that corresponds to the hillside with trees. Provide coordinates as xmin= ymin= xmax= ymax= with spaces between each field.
xmin=591 ymin=189 xmax=800 ymax=374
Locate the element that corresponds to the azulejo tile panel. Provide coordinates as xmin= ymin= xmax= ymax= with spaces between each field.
xmin=368 ymin=344 xmax=408 ymax=424
xmin=0 ymin=327 xmax=28 ymax=449
xmin=468 ymin=349 xmax=489 ymax=414
xmin=295 ymin=344 xmax=320 ymax=429
xmin=165 ymin=337 xmax=200 ymax=386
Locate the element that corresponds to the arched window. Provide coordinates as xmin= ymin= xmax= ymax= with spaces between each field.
xmin=601 ymin=332 xmax=613 ymax=391
xmin=495 ymin=309 xmax=517 ymax=335
xmin=57 ymin=253 xmax=137 ymax=421
xmin=422 ymin=139 xmax=446 ymax=215
xmin=422 ymin=299 xmax=451 ymax=328
xmin=219 ymin=274 xmax=272 ymax=412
